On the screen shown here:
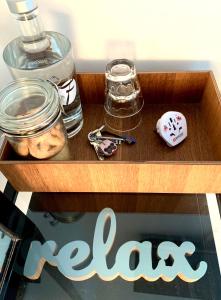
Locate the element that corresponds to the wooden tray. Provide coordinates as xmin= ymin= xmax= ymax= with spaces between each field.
xmin=30 ymin=193 xmax=208 ymax=214
xmin=1 ymin=71 xmax=221 ymax=193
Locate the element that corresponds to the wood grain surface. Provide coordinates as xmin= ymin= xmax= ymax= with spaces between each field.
xmin=1 ymin=71 xmax=221 ymax=193
xmin=2 ymin=103 xmax=214 ymax=162
xmin=201 ymin=72 xmax=221 ymax=160
xmin=1 ymin=163 xmax=221 ymax=192
xmin=30 ymin=193 xmax=208 ymax=214
xmin=77 ymin=72 xmax=209 ymax=104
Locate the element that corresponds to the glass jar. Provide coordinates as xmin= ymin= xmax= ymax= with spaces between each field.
xmin=0 ymin=79 xmax=67 ymax=159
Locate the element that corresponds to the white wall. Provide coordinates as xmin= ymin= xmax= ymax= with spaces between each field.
xmin=1 ymin=0 xmax=221 ymax=87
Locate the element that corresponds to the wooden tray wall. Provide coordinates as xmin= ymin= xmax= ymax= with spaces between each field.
xmin=1 ymin=71 xmax=221 ymax=193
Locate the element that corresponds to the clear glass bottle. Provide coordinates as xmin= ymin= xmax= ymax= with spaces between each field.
xmin=3 ymin=0 xmax=83 ymax=138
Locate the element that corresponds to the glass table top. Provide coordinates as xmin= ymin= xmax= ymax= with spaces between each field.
xmin=14 ymin=193 xmax=221 ymax=299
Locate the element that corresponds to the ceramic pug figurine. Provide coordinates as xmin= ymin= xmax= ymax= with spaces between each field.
xmin=156 ymin=111 xmax=187 ymax=147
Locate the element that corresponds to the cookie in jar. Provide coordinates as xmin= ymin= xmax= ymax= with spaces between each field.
xmin=0 ymin=79 xmax=67 ymax=159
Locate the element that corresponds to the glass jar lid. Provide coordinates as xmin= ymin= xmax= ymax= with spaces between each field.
xmin=0 ymin=78 xmax=61 ymax=136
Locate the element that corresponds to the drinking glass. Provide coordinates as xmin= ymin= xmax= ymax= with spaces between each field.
xmin=104 ymin=58 xmax=144 ymax=132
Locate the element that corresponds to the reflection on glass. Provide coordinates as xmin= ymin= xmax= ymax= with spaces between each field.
xmin=0 ymin=228 xmax=18 ymax=291
xmin=0 ymin=230 xmax=11 ymax=274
